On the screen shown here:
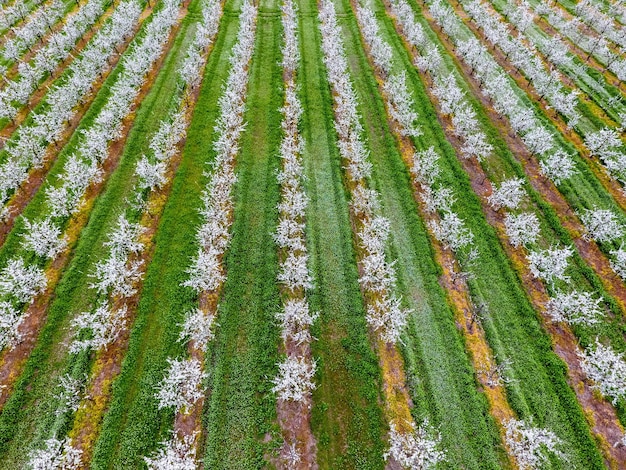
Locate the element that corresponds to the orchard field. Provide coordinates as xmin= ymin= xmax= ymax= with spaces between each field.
xmin=0 ymin=0 xmax=626 ymax=467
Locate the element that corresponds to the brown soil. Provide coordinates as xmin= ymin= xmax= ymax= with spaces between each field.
xmin=415 ymin=4 xmax=626 ymax=466
xmin=0 ymin=0 xmax=155 ymax=248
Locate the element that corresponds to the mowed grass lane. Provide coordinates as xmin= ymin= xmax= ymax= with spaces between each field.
xmin=201 ymin=1 xmax=283 ymax=467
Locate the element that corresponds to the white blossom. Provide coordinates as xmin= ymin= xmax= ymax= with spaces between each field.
xmin=183 ymin=248 xmax=223 ymax=293
xmin=28 ymin=438 xmax=82 ymax=470
xmin=70 ymin=302 xmax=127 ymax=353
xmin=136 ymin=157 xmax=167 ymax=191
xmin=21 ymin=217 xmax=67 ymax=259
xmin=539 ymin=150 xmax=576 ymax=185
xmin=54 ymin=374 xmax=85 ymax=416
xmin=0 ymin=257 xmax=47 ymax=303
xmin=271 ymin=355 xmax=316 ymax=402
xmin=545 ymin=290 xmax=605 ymax=325
xmin=278 ymin=252 xmax=313 ymax=291
xmin=429 ymin=212 xmax=474 ymax=252
xmin=144 ymin=432 xmax=197 ymax=470
xmin=155 ymin=357 xmax=206 ymax=412
xmin=0 ymin=301 xmax=23 ymax=350
xmin=504 ymin=212 xmax=540 ymax=247
xmin=384 ymin=420 xmax=446 ymax=469
xmin=365 ymin=295 xmax=411 ymax=344
xmin=91 ymin=255 xmax=144 ymax=298
xmin=412 ymin=147 xmax=440 ymax=187
xmin=105 ymin=214 xmax=145 ymax=257
xmin=488 ymin=178 xmax=525 ymax=210
xmin=275 ymin=298 xmax=318 ymax=345
xmin=527 ymin=245 xmax=573 ymax=285
xmin=580 ymin=339 xmax=626 ymax=404
xmin=383 ymin=71 xmax=422 ymax=137
xmin=178 ymin=308 xmax=216 ymax=350
xmin=504 ymin=419 xmax=565 ymax=470
xmin=422 ymin=186 xmax=455 ymax=214
xmin=610 ymin=244 xmax=626 ymax=279
xmin=580 ymin=207 xmax=624 ymax=242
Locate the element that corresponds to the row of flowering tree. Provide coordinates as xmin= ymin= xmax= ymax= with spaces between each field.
xmin=462 ymin=0 xmax=626 ymax=199
xmin=531 ymin=0 xmax=626 ymax=83
xmin=270 ymin=0 xmax=318 ymax=466
xmin=424 ymin=0 xmax=626 ymax=455
xmin=25 ymin=0 xmax=222 ymax=466
xmin=0 ymin=0 xmax=66 ymax=64
xmin=318 ymin=1 xmax=450 ymax=468
xmin=144 ymin=2 xmax=257 ymax=467
xmin=0 ymin=0 xmax=179 ymax=417
xmin=0 ymin=0 xmax=142 ymax=217
xmin=596 ymin=0 xmax=626 ymax=25
xmin=0 ymin=0 xmax=106 ymax=123
xmin=426 ymin=0 xmax=626 ymax=288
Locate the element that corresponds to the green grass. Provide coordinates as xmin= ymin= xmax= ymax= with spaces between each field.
xmin=201 ymin=5 xmax=283 ymax=468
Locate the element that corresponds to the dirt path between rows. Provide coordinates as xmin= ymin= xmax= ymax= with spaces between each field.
xmin=416 ymin=4 xmax=626 ymax=466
